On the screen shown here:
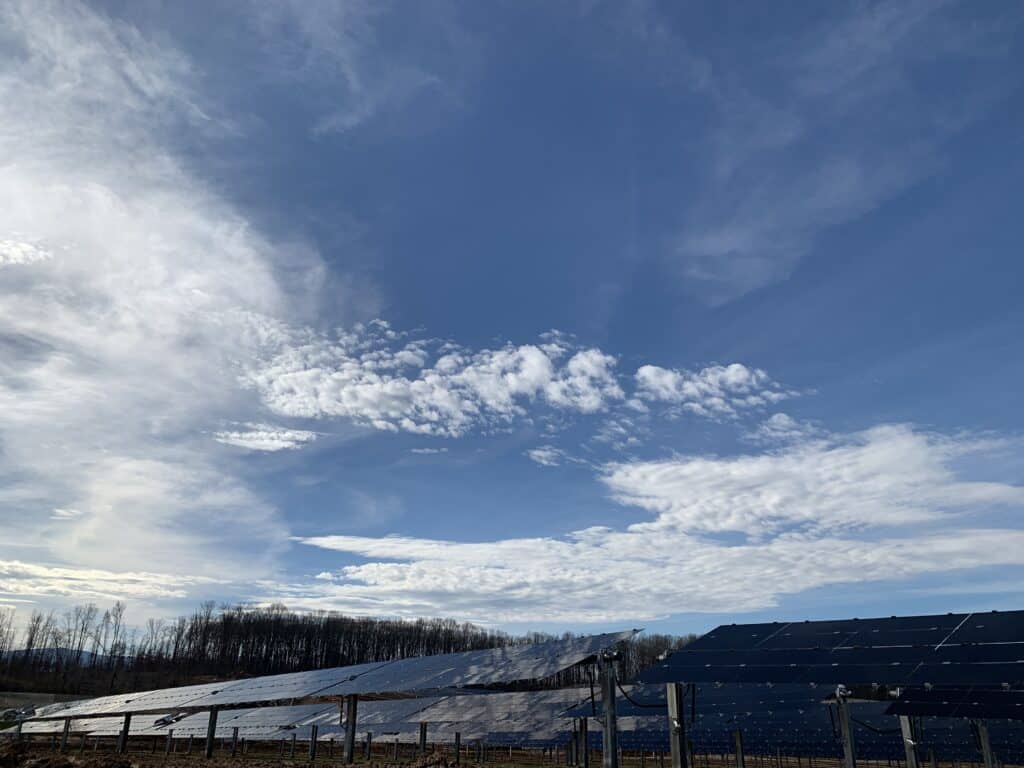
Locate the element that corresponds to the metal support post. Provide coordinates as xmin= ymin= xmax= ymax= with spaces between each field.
xmin=667 ymin=683 xmax=689 ymax=768
xmin=899 ymin=716 xmax=919 ymax=768
xmin=309 ymin=724 xmax=319 ymax=761
xmin=60 ymin=718 xmax=71 ymax=752
xmin=79 ymin=734 xmax=86 ymax=754
xmin=166 ymin=730 xmax=174 ymax=756
xmin=580 ymin=718 xmax=590 ymax=768
xmin=973 ymin=721 xmax=995 ymax=768
xmin=118 ymin=713 xmax=132 ymax=755
xmin=601 ymin=657 xmax=619 ymax=768
xmin=366 ymin=732 xmax=373 ymax=761
xmin=733 ymin=731 xmax=745 ymax=768
xmin=419 ymin=722 xmax=428 ymax=756
xmin=929 ymin=749 xmax=937 ymax=768
xmin=290 ymin=732 xmax=297 ymax=759
xmin=231 ymin=727 xmax=239 ymax=757
xmin=205 ymin=708 xmax=219 ymax=759
xmin=187 ymin=734 xmax=194 ymax=755
xmin=344 ymin=695 xmax=358 ymax=764
xmin=393 ymin=738 xmax=399 ymax=761
xmin=835 ymin=689 xmax=856 ymax=768
xmin=454 ymin=733 xmax=461 ymax=766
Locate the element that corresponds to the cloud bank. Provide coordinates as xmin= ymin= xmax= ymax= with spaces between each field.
xmin=290 ymin=426 xmax=1024 ymax=623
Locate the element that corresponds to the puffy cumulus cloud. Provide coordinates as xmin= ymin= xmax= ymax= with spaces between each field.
xmin=246 ymin=326 xmax=624 ymax=437
xmin=635 ymin=363 xmax=795 ymax=418
xmin=0 ymin=239 xmax=52 ymax=265
xmin=214 ymin=423 xmax=318 ymax=451
xmin=278 ymin=426 xmax=1024 ymax=623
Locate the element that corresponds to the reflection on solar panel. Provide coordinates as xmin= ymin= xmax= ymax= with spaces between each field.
xmin=30 ymin=630 xmax=632 ymax=720
xmin=638 ymin=610 xmax=1024 ymax=687
xmin=318 ymin=631 xmax=634 ymax=698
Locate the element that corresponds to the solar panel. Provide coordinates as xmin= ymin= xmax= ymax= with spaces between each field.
xmin=319 ymin=631 xmax=634 ymax=698
xmin=887 ymin=687 xmax=1024 ymax=721
xmin=640 ymin=610 xmax=1024 ymax=688
xmin=28 ymin=631 xmax=632 ymax=722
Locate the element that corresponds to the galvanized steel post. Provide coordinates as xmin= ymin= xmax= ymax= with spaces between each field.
xmin=600 ymin=654 xmax=619 ymax=768
xmin=419 ymin=722 xmax=428 ymax=756
xmin=204 ymin=708 xmax=219 ymax=759
xmin=666 ymin=683 xmax=688 ymax=768
xmin=973 ymin=720 xmax=996 ymax=768
xmin=309 ymin=724 xmax=319 ymax=761
xmin=898 ymin=716 xmax=919 ymax=768
xmin=454 ymin=732 xmax=461 ymax=766
xmin=835 ymin=688 xmax=856 ymax=768
xmin=117 ymin=713 xmax=132 ymax=755
xmin=344 ymin=695 xmax=358 ymax=764
xmin=733 ymin=730 xmax=745 ymax=768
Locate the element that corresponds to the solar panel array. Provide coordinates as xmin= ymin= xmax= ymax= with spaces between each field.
xmin=638 ymin=611 xmax=1024 ymax=687
xmin=8 ymin=610 xmax=1024 ymax=764
xmin=37 ymin=630 xmax=633 ymax=721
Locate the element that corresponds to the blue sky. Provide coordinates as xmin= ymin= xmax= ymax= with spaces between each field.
xmin=1 ymin=0 xmax=1023 ymax=636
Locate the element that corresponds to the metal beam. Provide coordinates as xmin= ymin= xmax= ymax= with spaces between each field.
xmin=344 ymin=695 xmax=358 ymax=764
xmin=600 ymin=657 xmax=619 ymax=768
xmin=667 ymin=682 xmax=689 ymax=768
xmin=419 ymin=721 xmax=428 ymax=756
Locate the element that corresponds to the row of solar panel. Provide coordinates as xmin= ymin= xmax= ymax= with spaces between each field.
xmin=33 ymin=631 xmax=633 ymax=721
xmin=686 ymin=611 xmax=1024 ymax=652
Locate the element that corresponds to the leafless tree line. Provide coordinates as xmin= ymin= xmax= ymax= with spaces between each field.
xmin=0 ymin=602 xmax=693 ymax=697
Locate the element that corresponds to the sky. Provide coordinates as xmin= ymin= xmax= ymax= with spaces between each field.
xmin=1 ymin=0 xmax=1023 ymax=638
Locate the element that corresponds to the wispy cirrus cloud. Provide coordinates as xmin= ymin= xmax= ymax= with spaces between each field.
xmin=665 ymin=0 xmax=1021 ymax=303
xmin=285 ymin=425 xmax=1024 ymax=623
xmin=214 ymin=423 xmax=319 ymax=452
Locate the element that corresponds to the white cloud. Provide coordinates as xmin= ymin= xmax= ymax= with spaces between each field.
xmin=744 ymin=413 xmax=822 ymax=445
xmin=282 ymin=425 xmax=1024 ymax=623
xmin=247 ymin=327 xmax=625 ymax=437
xmin=49 ymin=508 xmax=83 ymax=521
xmin=0 ymin=560 xmax=216 ymax=602
xmin=525 ymin=446 xmax=564 ymax=467
xmin=409 ymin=447 xmax=448 ymax=455
xmin=252 ymin=1 xmax=475 ymax=137
xmin=662 ymin=1 xmax=1019 ymax=303
xmin=0 ymin=239 xmax=52 ymax=265
xmin=635 ymin=363 xmax=794 ymax=418
xmin=0 ymin=0 xmax=305 ymax=586
xmin=214 ymin=423 xmax=318 ymax=451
